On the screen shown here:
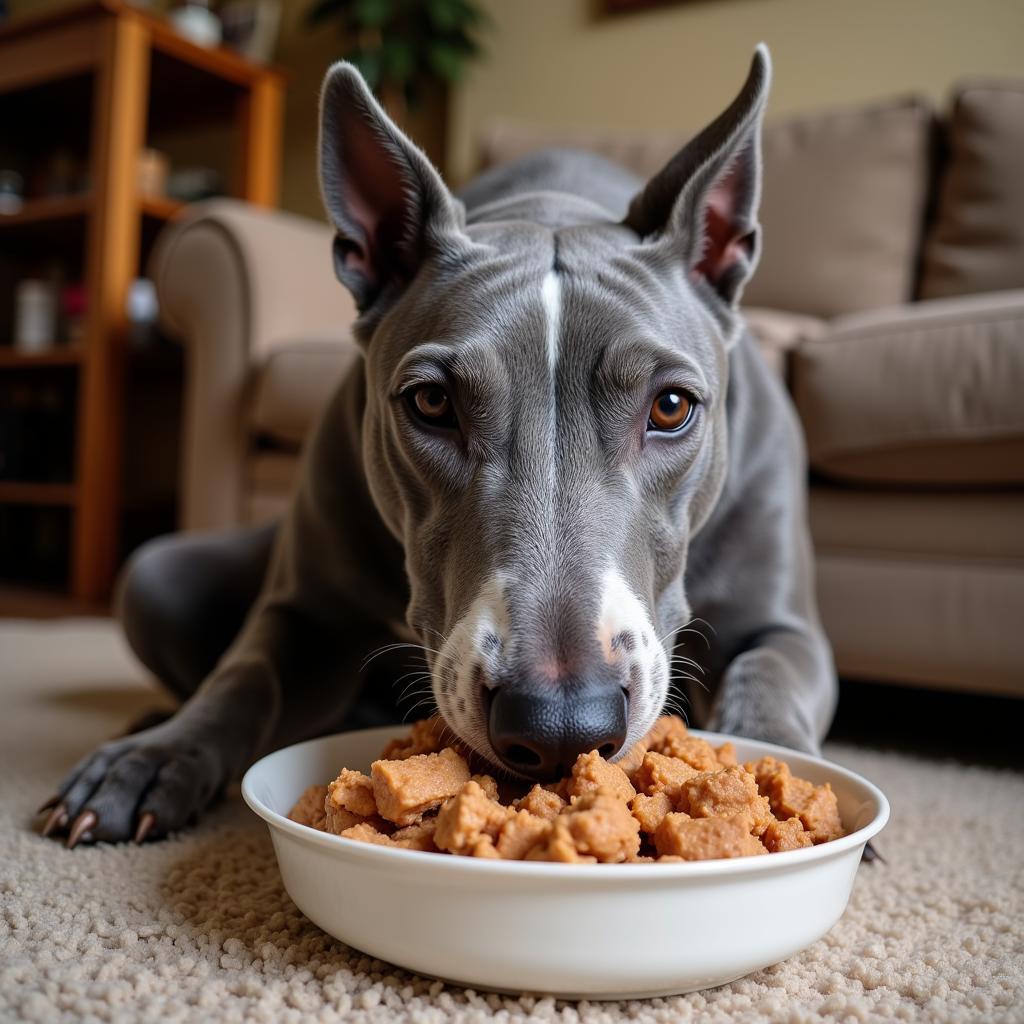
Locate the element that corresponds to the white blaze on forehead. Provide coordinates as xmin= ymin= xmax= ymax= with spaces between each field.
xmin=541 ymin=271 xmax=561 ymax=373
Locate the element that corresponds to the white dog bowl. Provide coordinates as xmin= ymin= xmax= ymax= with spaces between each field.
xmin=242 ymin=726 xmax=888 ymax=999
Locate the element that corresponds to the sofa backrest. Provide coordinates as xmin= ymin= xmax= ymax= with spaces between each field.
xmin=918 ymin=79 xmax=1024 ymax=300
xmin=478 ymin=97 xmax=937 ymax=320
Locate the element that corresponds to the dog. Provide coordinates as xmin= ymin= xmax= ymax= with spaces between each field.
xmin=40 ymin=45 xmax=838 ymax=847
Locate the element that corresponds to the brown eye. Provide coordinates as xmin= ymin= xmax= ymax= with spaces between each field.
xmin=648 ymin=389 xmax=694 ymax=432
xmin=409 ymin=384 xmax=457 ymax=428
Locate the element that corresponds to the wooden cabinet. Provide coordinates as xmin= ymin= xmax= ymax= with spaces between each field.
xmin=0 ymin=0 xmax=284 ymax=607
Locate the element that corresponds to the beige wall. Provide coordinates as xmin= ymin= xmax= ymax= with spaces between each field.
xmin=448 ymin=0 xmax=1024 ymax=184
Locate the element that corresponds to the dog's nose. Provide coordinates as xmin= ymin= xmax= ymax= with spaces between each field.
xmin=487 ymin=685 xmax=628 ymax=780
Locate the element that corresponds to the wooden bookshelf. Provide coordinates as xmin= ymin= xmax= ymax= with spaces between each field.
xmin=0 ymin=0 xmax=284 ymax=605
xmin=0 ymin=346 xmax=83 ymax=367
xmin=0 ymin=481 xmax=78 ymax=505
xmin=0 ymin=193 xmax=93 ymax=228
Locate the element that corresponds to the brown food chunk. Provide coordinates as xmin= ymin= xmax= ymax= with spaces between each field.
xmin=659 ymin=734 xmax=723 ymax=772
xmin=340 ymin=822 xmax=397 ymax=847
xmin=654 ymin=813 xmax=767 ymax=860
xmin=379 ymin=714 xmax=448 ymax=760
xmin=327 ymin=768 xmax=377 ymax=817
xmin=630 ymin=790 xmax=673 ymax=834
xmin=613 ymin=737 xmax=650 ymax=781
xmin=568 ymin=750 xmax=636 ymax=802
xmin=471 ymin=774 xmax=500 ymax=801
xmin=371 ymin=747 xmax=471 ymax=825
xmin=761 ymin=816 xmax=814 ymax=853
xmin=288 ymin=784 xmax=328 ymax=831
xmin=746 ymin=756 xmax=845 ymax=843
xmin=643 ymin=715 xmax=688 ymax=752
xmin=634 ymin=751 xmax=699 ymax=801
xmin=515 ymin=784 xmax=566 ymax=821
xmin=530 ymin=790 xmax=640 ymax=864
xmin=716 ymin=742 xmax=738 ymax=768
xmin=496 ymin=810 xmax=552 ymax=859
xmin=434 ymin=780 xmax=512 ymax=855
xmin=684 ymin=766 xmax=774 ymax=836
xmin=391 ymin=819 xmax=439 ymax=852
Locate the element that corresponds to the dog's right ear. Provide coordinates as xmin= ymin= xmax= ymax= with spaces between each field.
xmin=624 ymin=46 xmax=771 ymax=330
xmin=319 ymin=63 xmax=466 ymax=315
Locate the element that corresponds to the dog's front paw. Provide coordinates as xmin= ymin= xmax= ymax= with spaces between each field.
xmin=38 ymin=723 xmax=228 ymax=847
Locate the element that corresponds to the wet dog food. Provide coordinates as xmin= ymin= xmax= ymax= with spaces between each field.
xmin=288 ymin=715 xmax=845 ymax=862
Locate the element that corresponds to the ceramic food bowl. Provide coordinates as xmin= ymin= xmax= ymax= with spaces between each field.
xmin=242 ymin=726 xmax=888 ymax=999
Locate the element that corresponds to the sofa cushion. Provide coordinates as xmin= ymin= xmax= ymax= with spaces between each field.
xmin=479 ymin=97 xmax=934 ymax=319
xmin=919 ymin=80 xmax=1024 ymax=300
xmin=743 ymin=97 xmax=934 ymax=318
xmin=791 ymin=291 xmax=1024 ymax=485
xmin=249 ymin=338 xmax=358 ymax=448
xmin=809 ymin=487 xmax=1024 ymax=562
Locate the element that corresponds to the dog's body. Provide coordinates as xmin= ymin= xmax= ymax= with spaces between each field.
xmin=44 ymin=48 xmax=837 ymax=846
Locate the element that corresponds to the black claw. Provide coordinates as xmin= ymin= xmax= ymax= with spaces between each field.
xmin=862 ymin=841 xmax=885 ymax=864
xmin=37 ymin=795 xmax=61 ymax=815
xmin=41 ymin=803 xmax=68 ymax=838
xmin=134 ymin=812 xmax=156 ymax=844
xmin=66 ymin=810 xmax=98 ymax=849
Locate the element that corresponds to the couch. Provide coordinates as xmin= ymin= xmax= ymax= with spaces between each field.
xmin=151 ymin=79 xmax=1024 ymax=697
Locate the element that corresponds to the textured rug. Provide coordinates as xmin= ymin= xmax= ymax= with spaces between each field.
xmin=1 ymin=618 xmax=1022 ymax=1024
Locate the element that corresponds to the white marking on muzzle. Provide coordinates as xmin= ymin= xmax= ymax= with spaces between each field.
xmin=433 ymin=573 xmax=511 ymax=762
xmin=597 ymin=568 xmax=669 ymax=756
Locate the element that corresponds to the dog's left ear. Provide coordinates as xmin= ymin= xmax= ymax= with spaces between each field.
xmin=625 ymin=45 xmax=771 ymax=326
xmin=319 ymin=62 xmax=466 ymax=317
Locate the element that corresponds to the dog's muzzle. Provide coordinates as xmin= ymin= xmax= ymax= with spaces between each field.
xmin=486 ymin=672 xmax=628 ymax=780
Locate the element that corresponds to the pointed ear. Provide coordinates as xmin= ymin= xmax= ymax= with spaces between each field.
xmin=625 ymin=45 xmax=771 ymax=315
xmin=319 ymin=62 xmax=466 ymax=314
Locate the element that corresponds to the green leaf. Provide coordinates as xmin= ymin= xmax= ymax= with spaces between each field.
xmin=427 ymin=41 xmax=464 ymax=82
xmin=353 ymin=0 xmax=392 ymax=27
xmin=380 ymin=38 xmax=415 ymax=83
xmin=349 ymin=47 xmax=382 ymax=89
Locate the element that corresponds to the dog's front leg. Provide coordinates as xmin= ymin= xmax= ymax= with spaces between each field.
xmin=706 ymin=627 xmax=836 ymax=755
xmin=44 ymin=599 xmax=383 ymax=846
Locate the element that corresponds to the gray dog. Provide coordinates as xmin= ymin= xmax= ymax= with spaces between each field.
xmin=41 ymin=45 xmax=837 ymax=847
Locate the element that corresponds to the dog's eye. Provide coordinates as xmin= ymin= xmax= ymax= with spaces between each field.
xmin=648 ymin=389 xmax=694 ymax=432
xmin=408 ymin=384 xmax=457 ymax=429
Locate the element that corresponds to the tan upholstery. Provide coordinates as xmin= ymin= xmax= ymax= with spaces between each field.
xmin=809 ymin=487 xmax=1024 ymax=563
xmin=151 ymin=200 xmax=357 ymax=529
xmin=479 ymin=118 xmax=678 ymax=180
xmin=791 ymin=291 xmax=1024 ymax=485
xmin=920 ymin=80 xmax=1024 ymax=300
xmin=745 ymin=97 xmax=934 ymax=318
xmin=480 ymin=98 xmax=935 ymax=319
xmin=250 ymin=340 xmax=358 ymax=448
xmin=816 ymin=554 xmax=1024 ymax=696
xmin=743 ymin=307 xmax=827 ymax=378
xmin=244 ymin=452 xmax=301 ymax=525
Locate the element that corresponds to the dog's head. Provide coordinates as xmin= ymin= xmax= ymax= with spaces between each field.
xmin=319 ymin=48 xmax=770 ymax=777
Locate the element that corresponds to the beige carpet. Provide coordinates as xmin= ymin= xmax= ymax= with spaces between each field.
xmin=1 ymin=619 xmax=1022 ymax=1024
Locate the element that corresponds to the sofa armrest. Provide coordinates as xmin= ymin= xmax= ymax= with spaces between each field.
xmin=791 ymin=289 xmax=1024 ymax=485
xmin=150 ymin=200 xmax=357 ymax=531
xmin=742 ymin=306 xmax=828 ymax=379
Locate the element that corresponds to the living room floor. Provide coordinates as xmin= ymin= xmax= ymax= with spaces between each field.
xmin=1 ymin=616 xmax=1022 ymax=1024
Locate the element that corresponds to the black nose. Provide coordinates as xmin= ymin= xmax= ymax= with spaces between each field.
xmin=487 ymin=684 xmax=629 ymax=780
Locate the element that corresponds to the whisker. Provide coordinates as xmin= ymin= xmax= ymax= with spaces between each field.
xmin=361 ymin=642 xmax=442 ymax=671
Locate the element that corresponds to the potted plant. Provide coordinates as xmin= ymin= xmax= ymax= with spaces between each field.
xmin=306 ymin=0 xmax=487 ymax=125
